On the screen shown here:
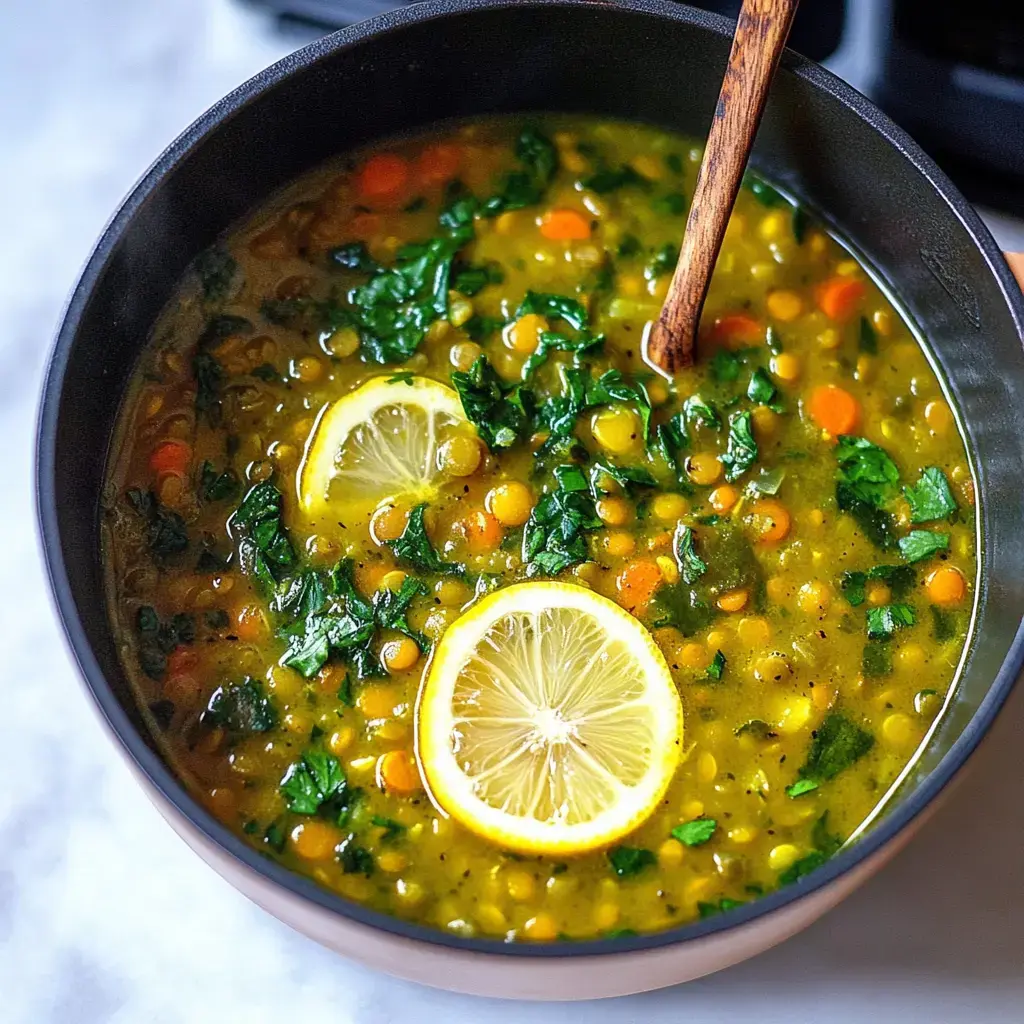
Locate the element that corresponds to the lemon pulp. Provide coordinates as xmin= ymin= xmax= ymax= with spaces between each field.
xmin=297 ymin=375 xmax=469 ymax=521
xmin=418 ymin=582 xmax=683 ymax=856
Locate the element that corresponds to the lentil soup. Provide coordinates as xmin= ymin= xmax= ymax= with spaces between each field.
xmin=104 ymin=117 xmax=976 ymax=942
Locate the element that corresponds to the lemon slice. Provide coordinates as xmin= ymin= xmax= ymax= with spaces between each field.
xmin=418 ymin=582 xmax=683 ymax=856
xmin=297 ymin=375 xmax=469 ymax=519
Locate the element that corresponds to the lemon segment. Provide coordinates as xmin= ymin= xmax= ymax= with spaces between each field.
xmin=297 ymin=375 xmax=469 ymax=521
xmin=418 ymin=582 xmax=683 ymax=856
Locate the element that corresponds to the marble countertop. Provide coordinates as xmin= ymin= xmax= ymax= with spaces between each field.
xmin=2 ymin=2 xmax=1022 ymax=1021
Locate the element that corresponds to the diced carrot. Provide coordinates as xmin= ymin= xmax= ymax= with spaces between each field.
xmin=716 ymin=588 xmax=748 ymax=613
xmin=149 ymin=439 xmax=191 ymax=479
xmin=414 ymin=143 xmax=462 ymax=187
xmin=708 ymin=313 xmax=764 ymax=347
xmin=166 ymin=646 xmax=198 ymax=677
xmin=926 ymin=565 xmax=966 ymax=605
xmin=817 ymin=276 xmax=866 ymax=321
xmin=615 ymin=559 xmax=664 ymax=614
xmin=747 ymin=499 xmax=791 ymax=544
xmin=539 ymin=208 xmax=592 ymax=242
xmin=355 ymin=153 xmax=410 ymax=203
xmin=807 ymin=384 xmax=861 ymax=436
xmin=377 ymin=749 xmax=422 ymax=794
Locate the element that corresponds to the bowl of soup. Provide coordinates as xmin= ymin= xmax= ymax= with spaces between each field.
xmin=37 ymin=0 xmax=1024 ymax=1001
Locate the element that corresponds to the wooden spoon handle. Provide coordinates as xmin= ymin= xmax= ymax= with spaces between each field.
xmin=647 ymin=0 xmax=800 ymax=373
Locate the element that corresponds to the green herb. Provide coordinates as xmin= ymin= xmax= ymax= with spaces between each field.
xmin=451 ymin=354 xmax=535 ymax=450
xmin=706 ymin=649 xmax=726 ymax=681
xmin=482 ymin=125 xmax=559 ymax=215
xmin=264 ymin=822 xmax=287 ymax=853
xmin=390 ymin=503 xmax=465 ymax=577
xmin=778 ymin=813 xmax=843 ymax=885
xmin=866 ymin=603 xmax=916 ymax=640
xmin=683 ymin=394 xmax=721 ymax=431
xmin=205 ymin=677 xmax=277 ymax=734
xmin=652 ymin=192 xmax=687 ymax=216
xmin=697 ymin=898 xmax=746 ymax=919
xmin=862 ymin=640 xmax=893 ymax=678
xmin=747 ymin=368 xmax=777 ymax=405
xmin=835 ymin=436 xmax=900 ymax=506
xmin=337 ymin=837 xmax=375 ymax=876
xmin=839 ymin=564 xmax=915 ymax=606
xmin=523 ymin=466 xmax=603 ymax=576
xmin=587 ymin=369 xmax=652 ymax=439
xmin=516 ymin=291 xmax=589 ymax=331
xmin=746 ymin=176 xmax=785 ymax=207
xmin=644 ymin=243 xmax=677 ymax=280
xmin=653 ymin=412 xmax=691 ymax=485
xmin=194 ymin=247 xmax=237 ymax=302
xmin=337 ymin=672 xmax=354 ymax=706
xmin=590 ymin=462 xmax=657 ymax=496
xmin=329 ymin=241 xmax=379 ymax=273
xmin=192 ymin=351 xmax=225 ymax=427
xmin=674 ymin=525 xmax=707 ymax=584
xmin=720 ymin=411 xmax=758 ymax=482
xmin=126 ymin=489 xmax=189 ymax=561
xmin=837 ymin=488 xmax=898 ymax=549
xmin=453 ymin=261 xmax=504 ymax=296
xmin=199 ymin=461 xmax=240 ymax=503
xmin=735 ymin=719 xmax=777 ymax=740
xmin=858 ymin=316 xmax=878 ymax=354
xmin=785 ymin=778 xmax=819 ymax=798
xmin=795 ymin=712 xmax=875 ymax=786
xmin=370 ymin=815 xmax=407 ymax=842
xmin=710 ymin=348 xmax=742 ymax=384
xmin=280 ymin=750 xmax=349 ymax=819
xmin=522 ymin=330 xmax=603 ymax=380
xmin=607 ymin=846 xmax=656 ymax=878
xmin=134 ymin=605 xmax=194 ymax=681
xmin=791 ymin=206 xmax=809 ymax=245
xmin=903 ymin=467 xmax=957 ymax=523
xmin=671 ymin=818 xmax=717 ymax=847
xmin=898 ymin=530 xmax=950 ymax=563
xmin=930 ymin=605 xmax=958 ymax=642
xmin=617 ymin=234 xmax=642 ymax=258
xmin=462 ymin=315 xmax=507 ymax=342
xmin=230 ymin=482 xmax=296 ymax=590
xmin=581 ymin=164 xmax=651 ymax=194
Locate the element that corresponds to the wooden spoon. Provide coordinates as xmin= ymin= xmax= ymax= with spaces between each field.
xmin=646 ymin=0 xmax=800 ymax=374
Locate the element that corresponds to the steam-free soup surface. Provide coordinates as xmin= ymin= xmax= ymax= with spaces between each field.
xmin=105 ymin=117 xmax=975 ymax=942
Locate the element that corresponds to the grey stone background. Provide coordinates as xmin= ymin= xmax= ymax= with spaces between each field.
xmin=2 ymin=2 xmax=1022 ymax=1021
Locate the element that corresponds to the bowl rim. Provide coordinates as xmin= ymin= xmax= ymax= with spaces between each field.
xmin=36 ymin=0 xmax=1024 ymax=960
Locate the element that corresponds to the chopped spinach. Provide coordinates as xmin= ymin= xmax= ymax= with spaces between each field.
xmin=747 ymin=367 xmax=777 ymax=405
xmin=337 ymin=838 xmax=375 ymax=876
xmin=898 ymin=530 xmax=950 ymax=563
xmin=866 ymin=603 xmax=916 ymax=640
xmin=205 ymin=677 xmax=277 ymax=734
xmin=671 ymin=817 xmax=717 ymax=847
xmin=581 ymin=164 xmax=651 ymax=194
xmin=786 ymin=778 xmax=819 ymax=798
xmin=674 ymin=525 xmax=707 ymax=584
xmin=453 ymin=260 xmax=504 ymax=296
xmin=516 ymin=291 xmax=589 ymax=332
xmin=706 ymin=649 xmax=726 ymax=681
xmin=794 ymin=712 xmax=874 ymax=787
xmin=451 ymin=354 xmax=535 ymax=450
xmin=930 ymin=605 xmax=959 ymax=642
xmin=697 ymin=897 xmax=746 ymax=918
xmin=230 ymin=481 xmax=296 ymax=590
xmin=903 ymin=467 xmax=957 ymax=523
xmin=682 ymin=394 xmax=721 ymax=431
xmin=463 ymin=315 xmax=507 ymax=342
xmin=390 ymin=503 xmax=465 ymax=577
xmin=371 ymin=816 xmax=407 ymax=842
xmin=280 ymin=750 xmax=348 ymax=817
xmin=126 ymin=488 xmax=189 ymax=561
xmin=522 ymin=330 xmax=603 ymax=380
xmin=617 ymin=234 xmax=642 ymax=258
xmin=523 ymin=465 xmax=603 ymax=576
xmin=720 ymin=411 xmax=758 ymax=481
xmin=607 ymin=846 xmax=656 ymax=878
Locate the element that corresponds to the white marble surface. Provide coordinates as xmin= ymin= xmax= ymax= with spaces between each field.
xmin=2 ymin=3 xmax=1023 ymax=1021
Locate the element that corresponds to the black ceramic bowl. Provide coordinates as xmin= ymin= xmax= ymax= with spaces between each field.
xmin=37 ymin=0 xmax=1024 ymax=1000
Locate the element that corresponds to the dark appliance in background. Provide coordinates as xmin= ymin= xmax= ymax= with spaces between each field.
xmin=239 ymin=0 xmax=1024 ymax=215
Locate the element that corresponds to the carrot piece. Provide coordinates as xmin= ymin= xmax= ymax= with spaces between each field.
xmin=926 ymin=565 xmax=966 ymax=605
xmin=539 ymin=208 xmax=592 ymax=241
xmin=716 ymin=588 xmax=749 ymax=613
xmin=747 ymin=499 xmax=791 ymax=544
xmin=808 ymin=384 xmax=861 ymax=436
xmin=708 ymin=313 xmax=764 ymax=347
xmin=149 ymin=439 xmax=191 ymax=478
xmin=414 ymin=143 xmax=462 ymax=187
xmin=817 ymin=276 xmax=866 ymax=321
xmin=615 ymin=559 xmax=664 ymax=614
xmin=377 ymin=749 xmax=422 ymax=794
xmin=165 ymin=646 xmax=198 ymax=677
xmin=355 ymin=153 xmax=410 ymax=203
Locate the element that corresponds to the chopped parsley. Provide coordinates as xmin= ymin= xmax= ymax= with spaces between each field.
xmin=706 ymin=649 xmax=726 ymax=681
xmin=671 ymin=818 xmax=717 ymax=847
xmin=451 ymin=354 xmax=535 ymax=450
xmin=793 ymin=712 xmax=875 ymax=788
xmin=390 ymin=503 xmax=466 ymax=577
xmin=898 ymin=530 xmax=950 ymax=563
xmin=607 ymin=846 xmax=656 ymax=878
xmin=523 ymin=465 xmax=603 ymax=576
xmin=903 ymin=467 xmax=957 ymax=523
xmin=230 ymin=481 xmax=296 ymax=590
xmin=866 ymin=603 xmax=916 ymax=640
